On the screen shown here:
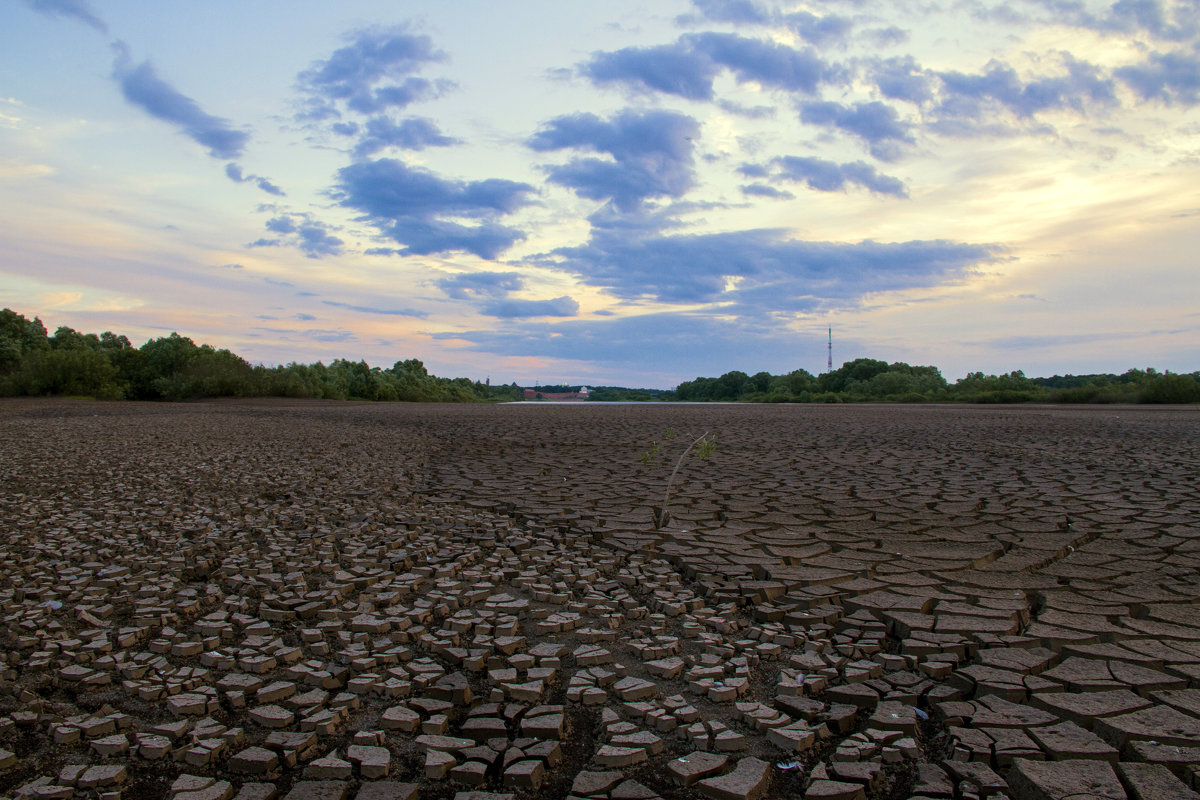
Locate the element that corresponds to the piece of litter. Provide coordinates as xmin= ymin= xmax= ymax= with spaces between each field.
xmin=915 ymin=708 xmax=929 ymax=721
xmin=776 ymin=760 xmax=804 ymax=771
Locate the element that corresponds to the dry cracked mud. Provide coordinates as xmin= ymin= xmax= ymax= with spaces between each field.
xmin=1 ymin=398 xmax=1198 ymax=800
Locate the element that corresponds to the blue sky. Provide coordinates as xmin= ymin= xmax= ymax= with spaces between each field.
xmin=2 ymin=0 xmax=1197 ymax=387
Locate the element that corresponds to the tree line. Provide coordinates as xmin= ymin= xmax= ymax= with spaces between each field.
xmin=674 ymin=358 xmax=1200 ymax=404
xmin=0 ymin=309 xmax=520 ymax=402
xmin=2 ymin=309 xmax=1196 ymax=404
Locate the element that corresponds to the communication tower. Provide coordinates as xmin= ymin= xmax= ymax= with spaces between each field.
xmin=827 ymin=327 xmax=832 ymax=373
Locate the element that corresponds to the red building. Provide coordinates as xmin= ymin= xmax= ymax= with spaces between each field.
xmin=523 ymin=386 xmax=589 ymax=401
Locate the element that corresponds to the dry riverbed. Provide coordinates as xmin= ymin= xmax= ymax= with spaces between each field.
xmin=1 ymin=399 xmax=1198 ymax=800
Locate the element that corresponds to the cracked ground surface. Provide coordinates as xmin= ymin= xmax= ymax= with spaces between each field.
xmin=1 ymin=399 xmax=1198 ymax=800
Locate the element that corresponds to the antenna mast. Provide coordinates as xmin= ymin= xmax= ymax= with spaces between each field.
xmin=827 ymin=327 xmax=832 ymax=373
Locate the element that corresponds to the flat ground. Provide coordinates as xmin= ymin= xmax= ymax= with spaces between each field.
xmin=1 ymin=399 xmax=1198 ymax=800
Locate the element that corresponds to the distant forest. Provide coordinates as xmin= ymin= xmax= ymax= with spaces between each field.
xmin=2 ymin=308 xmax=1197 ymax=404
xmin=0 ymin=308 xmax=516 ymax=403
xmin=674 ymin=360 xmax=1200 ymax=405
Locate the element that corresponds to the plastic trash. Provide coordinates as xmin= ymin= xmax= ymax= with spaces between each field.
xmin=41 ymin=600 xmax=63 ymax=610
xmin=776 ymin=759 xmax=804 ymax=771
xmin=915 ymin=708 xmax=929 ymax=721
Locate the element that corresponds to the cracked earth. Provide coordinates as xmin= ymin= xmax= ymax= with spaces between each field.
xmin=1 ymin=400 xmax=1198 ymax=800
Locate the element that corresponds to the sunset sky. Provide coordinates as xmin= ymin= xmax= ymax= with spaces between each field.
xmin=3 ymin=0 xmax=1198 ymax=387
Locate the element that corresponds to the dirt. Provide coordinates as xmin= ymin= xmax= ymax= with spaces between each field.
xmin=1 ymin=399 xmax=1198 ymax=800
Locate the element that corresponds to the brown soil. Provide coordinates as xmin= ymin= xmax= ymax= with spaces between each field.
xmin=1 ymin=399 xmax=1198 ymax=800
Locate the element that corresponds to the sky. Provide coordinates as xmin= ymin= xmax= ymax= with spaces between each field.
xmin=2 ymin=0 xmax=1198 ymax=388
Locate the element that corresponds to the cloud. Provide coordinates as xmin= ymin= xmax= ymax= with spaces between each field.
xmin=249 ymin=212 xmax=343 ymax=258
xmin=528 ymin=109 xmax=699 ymax=211
xmin=740 ymin=183 xmax=795 ymax=199
xmin=434 ymin=312 xmax=808 ymax=378
xmin=304 ymin=329 xmax=357 ymax=343
xmin=434 ymin=270 xmax=575 ymax=319
xmin=866 ymin=26 xmax=909 ymax=47
xmin=111 ymin=44 xmax=248 ymax=160
xmin=322 ymin=300 xmax=426 ymax=317
xmin=582 ymin=33 xmax=836 ymax=100
xmin=1030 ymin=0 xmax=1199 ymax=42
xmin=584 ymin=42 xmax=719 ymax=100
xmin=255 ymin=178 xmax=285 ymax=196
xmin=689 ymin=32 xmax=832 ymax=92
xmin=545 ymin=228 xmax=1000 ymax=307
xmin=936 ymin=57 xmax=1117 ymax=120
xmin=682 ymin=0 xmax=770 ymax=25
xmin=716 ymin=99 xmax=776 ymax=118
xmin=871 ymin=56 xmax=934 ymax=104
xmin=264 ymin=216 xmax=295 ymax=234
xmin=24 ymin=0 xmax=106 ymax=32
xmin=781 ymin=11 xmax=854 ymax=45
xmin=352 ymin=116 xmax=460 ymax=157
xmin=1116 ymin=47 xmax=1200 ymax=104
xmin=480 ymin=296 xmax=580 ymax=318
xmin=680 ymin=0 xmax=853 ymax=46
xmin=437 ymin=271 xmax=525 ymax=299
xmin=799 ymin=100 xmax=913 ymax=161
xmin=296 ymin=26 xmax=450 ymax=118
xmin=582 ymin=200 xmax=712 ymax=236
xmin=768 ymin=156 xmax=908 ymax=197
xmin=334 ymin=158 xmax=535 ymax=259
xmin=225 ymin=163 xmax=285 ymax=196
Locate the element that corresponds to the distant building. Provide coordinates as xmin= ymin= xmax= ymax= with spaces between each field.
xmin=523 ymin=386 xmax=589 ymax=401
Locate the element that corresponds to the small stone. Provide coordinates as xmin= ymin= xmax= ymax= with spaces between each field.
xmin=570 ymin=771 xmax=624 ymax=796
xmin=613 ymin=676 xmax=657 ymax=701
xmin=450 ymin=760 xmax=489 ymax=786
xmin=305 ymin=751 xmax=353 ymax=780
xmin=667 ymin=752 xmax=729 ymax=787
xmin=1027 ymin=720 xmax=1118 ymax=761
xmin=416 ymin=734 xmax=474 ymax=753
xmin=802 ymin=780 xmax=866 ymax=800
xmin=503 ymin=759 xmax=545 ymax=790
xmin=250 ymin=705 xmax=295 ymax=729
xmin=78 ymin=765 xmax=127 ymax=788
xmin=593 ymin=744 xmax=648 ymax=767
xmin=91 ymin=734 xmax=130 ymax=756
xmin=1116 ymin=762 xmax=1200 ymax=800
xmin=425 ymin=749 xmax=456 ymax=779
xmin=352 ymin=783 xmax=418 ymax=800
xmin=347 ymin=745 xmax=391 ymax=779
xmin=230 ymin=746 xmax=281 ymax=776
xmin=611 ymin=779 xmax=658 ymax=800
xmin=176 ymin=781 xmax=236 ymax=800
xmin=696 ymin=756 xmax=771 ymax=800
xmin=233 ymin=783 xmax=279 ymax=800
xmin=1094 ymin=704 xmax=1200 ymax=750
xmin=380 ymin=705 xmax=420 ymax=733
xmin=281 ymin=781 xmax=350 ymax=800
xmin=1009 ymin=757 xmax=1124 ymax=800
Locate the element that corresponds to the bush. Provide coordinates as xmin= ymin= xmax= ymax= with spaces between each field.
xmin=1138 ymin=373 xmax=1200 ymax=404
xmin=11 ymin=348 xmax=123 ymax=399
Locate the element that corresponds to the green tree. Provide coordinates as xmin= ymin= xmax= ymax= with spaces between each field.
xmin=1138 ymin=372 xmax=1200 ymax=404
xmin=0 ymin=308 xmax=49 ymax=378
xmin=11 ymin=347 xmax=122 ymax=399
